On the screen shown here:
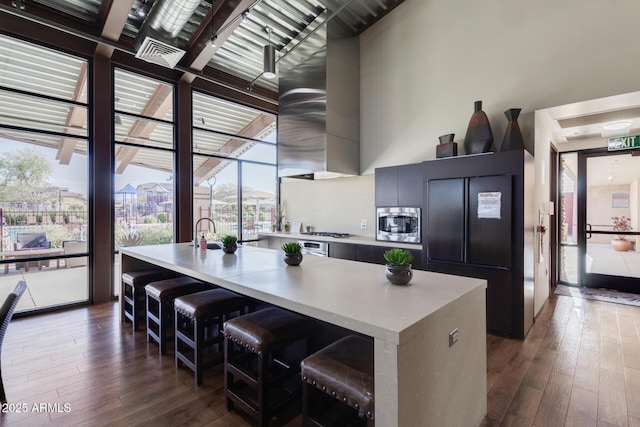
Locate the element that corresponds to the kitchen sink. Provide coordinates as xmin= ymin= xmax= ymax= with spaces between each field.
xmin=189 ymin=242 xmax=222 ymax=250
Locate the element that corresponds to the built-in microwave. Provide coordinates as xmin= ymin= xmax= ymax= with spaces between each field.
xmin=376 ymin=207 xmax=421 ymax=243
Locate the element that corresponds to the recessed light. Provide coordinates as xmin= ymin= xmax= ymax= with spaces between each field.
xmin=602 ymin=121 xmax=632 ymax=130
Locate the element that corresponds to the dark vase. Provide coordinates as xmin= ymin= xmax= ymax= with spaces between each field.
xmin=223 ymin=242 xmax=237 ymax=254
xmin=501 ymin=108 xmax=525 ymax=151
xmin=284 ymin=252 xmax=303 ymax=266
xmin=463 ymin=100 xmax=494 ymax=154
xmin=385 ymin=264 xmax=413 ymax=286
xmin=436 ymin=133 xmax=457 ymax=158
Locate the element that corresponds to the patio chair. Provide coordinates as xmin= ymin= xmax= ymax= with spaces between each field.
xmin=0 ymin=281 xmax=27 ymax=403
xmin=62 ymin=240 xmax=87 ymax=268
xmin=14 ymin=233 xmax=51 ymax=270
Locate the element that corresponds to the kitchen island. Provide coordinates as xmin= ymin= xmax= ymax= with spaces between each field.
xmin=120 ymin=243 xmax=487 ymax=427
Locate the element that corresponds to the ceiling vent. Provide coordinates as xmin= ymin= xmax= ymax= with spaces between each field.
xmin=135 ymin=36 xmax=186 ymax=69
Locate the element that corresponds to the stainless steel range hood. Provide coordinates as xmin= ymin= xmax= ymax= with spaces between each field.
xmin=278 ymin=13 xmax=360 ymax=179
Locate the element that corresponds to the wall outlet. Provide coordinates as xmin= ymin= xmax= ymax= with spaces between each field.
xmin=449 ymin=328 xmax=458 ymax=347
xmin=360 ymin=219 xmax=367 ymax=230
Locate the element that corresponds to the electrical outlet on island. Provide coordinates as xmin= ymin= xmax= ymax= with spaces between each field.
xmin=361 ymin=219 xmax=367 ymax=230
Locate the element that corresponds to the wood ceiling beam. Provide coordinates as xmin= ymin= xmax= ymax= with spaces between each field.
xmin=0 ymin=4 xmax=96 ymax=55
xmin=193 ymin=113 xmax=275 ymax=185
xmin=179 ymin=0 xmax=256 ymax=80
xmin=115 ymin=84 xmax=173 ymax=174
xmin=0 ymin=0 xmax=98 ymax=35
xmin=56 ymin=62 xmax=89 ymax=165
xmin=94 ymin=0 xmax=135 ymax=57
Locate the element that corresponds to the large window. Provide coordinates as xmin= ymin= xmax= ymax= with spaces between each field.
xmin=192 ymin=92 xmax=277 ymax=243
xmin=113 ymin=69 xmax=175 ymax=295
xmin=0 ymin=35 xmax=89 ymax=313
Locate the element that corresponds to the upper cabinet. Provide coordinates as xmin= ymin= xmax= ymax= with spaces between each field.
xmin=375 ymin=163 xmax=423 ymax=207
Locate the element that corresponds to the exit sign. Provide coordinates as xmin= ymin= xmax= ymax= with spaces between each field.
xmin=608 ymin=135 xmax=640 ymax=151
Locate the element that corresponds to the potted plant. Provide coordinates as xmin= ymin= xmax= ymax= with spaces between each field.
xmin=221 ymin=234 xmax=238 ymax=254
xmin=282 ymin=242 xmax=303 ymax=266
xmin=383 ymin=248 xmax=414 ymax=285
xmin=611 ymin=216 xmax=633 ymax=252
xmin=283 ymin=221 xmax=291 ymax=233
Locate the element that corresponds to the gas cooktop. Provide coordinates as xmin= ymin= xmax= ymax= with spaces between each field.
xmin=300 ymin=232 xmax=351 ymax=238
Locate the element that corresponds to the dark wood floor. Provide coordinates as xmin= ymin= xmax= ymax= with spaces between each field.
xmin=1 ymin=293 xmax=639 ymax=426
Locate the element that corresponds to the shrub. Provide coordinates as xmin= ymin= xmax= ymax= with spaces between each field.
xmin=157 ymin=212 xmax=168 ymax=223
xmin=144 ymin=216 xmax=157 ymax=224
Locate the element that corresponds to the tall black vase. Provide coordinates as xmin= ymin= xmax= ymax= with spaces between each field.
xmin=501 ymin=108 xmax=525 ymax=151
xmin=463 ymin=100 xmax=494 ymax=155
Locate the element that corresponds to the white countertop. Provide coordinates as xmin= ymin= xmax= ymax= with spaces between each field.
xmin=120 ymin=243 xmax=484 ymax=346
xmin=258 ymin=232 xmax=423 ymax=250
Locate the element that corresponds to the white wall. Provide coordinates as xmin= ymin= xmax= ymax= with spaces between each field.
xmin=282 ymin=0 xmax=640 ymax=314
xmin=632 ymin=179 xmax=640 ymax=252
xmin=281 ymin=175 xmax=376 ymax=237
xmin=360 ymin=0 xmax=640 ymax=172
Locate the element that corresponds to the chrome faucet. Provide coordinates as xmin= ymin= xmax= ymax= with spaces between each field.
xmin=194 ymin=217 xmax=216 ymax=248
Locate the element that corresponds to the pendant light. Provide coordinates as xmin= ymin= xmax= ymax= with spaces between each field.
xmin=263 ymin=27 xmax=276 ymax=79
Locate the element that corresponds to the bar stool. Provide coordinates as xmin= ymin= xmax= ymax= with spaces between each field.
xmin=301 ymin=335 xmax=374 ymax=426
xmin=145 ymin=276 xmax=213 ymax=355
xmin=174 ymin=288 xmax=248 ymax=385
xmin=223 ymin=306 xmax=314 ymax=426
xmin=121 ymin=268 xmax=174 ymax=331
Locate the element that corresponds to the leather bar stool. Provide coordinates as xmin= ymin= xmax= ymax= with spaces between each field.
xmin=121 ymin=268 xmax=174 ymax=332
xmin=301 ymin=335 xmax=374 ymax=426
xmin=145 ymin=276 xmax=212 ymax=355
xmin=223 ymin=306 xmax=314 ymax=426
xmin=174 ymin=288 xmax=248 ymax=385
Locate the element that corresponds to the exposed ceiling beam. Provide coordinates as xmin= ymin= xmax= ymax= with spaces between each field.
xmin=179 ymin=0 xmax=256 ymax=81
xmin=94 ymin=0 xmax=135 ymax=57
xmin=115 ymin=84 xmax=173 ymax=174
xmin=193 ymin=113 xmax=275 ymax=185
xmin=56 ymin=62 xmax=89 ymax=165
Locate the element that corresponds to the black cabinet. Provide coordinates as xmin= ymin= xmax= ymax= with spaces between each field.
xmin=397 ymin=164 xmax=423 ymax=206
xmin=329 ymin=242 xmax=423 ymax=269
xmin=423 ymin=150 xmax=534 ymax=339
xmin=426 ymin=178 xmax=465 ymax=262
xmin=375 ymin=167 xmax=398 ymax=207
xmin=328 ymin=242 xmax=356 ymax=260
xmin=375 ymin=163 xmax=423 ymax=207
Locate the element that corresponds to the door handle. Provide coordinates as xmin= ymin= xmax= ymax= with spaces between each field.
xmin=586 ymin=223 xmax=592 ymax=240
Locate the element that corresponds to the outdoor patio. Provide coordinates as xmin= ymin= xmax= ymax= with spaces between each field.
xmin=562 ymin=242 xmax=640 ymax=284
xmin=0 ymin=256 xmax=120 ymax=314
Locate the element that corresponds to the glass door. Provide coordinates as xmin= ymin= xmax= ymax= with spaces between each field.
xmin=577 ymin=150 xmax=640 ymax=292
xmin=559 ymin=153 xmax=579 ymax=284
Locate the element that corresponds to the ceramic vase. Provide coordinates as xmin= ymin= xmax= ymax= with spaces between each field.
xmin=284 ymin=252 xmax=303 ymax=266
xmin=385 ymin=264 xmax=413 ymax=285
xmin=436 ymin=133 xmax=457 ymax=158
xmin=501 ymin=108 xmax=525 ymax=151
xmin=463 ymin=101 xmax=494 ymax=154
xmin=611 ymin=239 xmax=632 ymax=252
xmin=223 ymin=242 xmax=237 ymax=254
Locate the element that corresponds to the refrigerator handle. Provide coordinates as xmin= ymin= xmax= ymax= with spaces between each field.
xmin=586 ymin=223 xmax=592 ymax=240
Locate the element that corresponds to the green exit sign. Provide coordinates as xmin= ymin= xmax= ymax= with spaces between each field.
xmin=608 ymin=135 xmax=640 ymax=151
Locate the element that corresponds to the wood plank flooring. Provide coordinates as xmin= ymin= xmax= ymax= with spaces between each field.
xmin=0 ymin=293 xmax=639 ymax=426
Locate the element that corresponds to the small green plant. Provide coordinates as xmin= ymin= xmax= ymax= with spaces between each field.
xmin=221 ymin=234 xmax=238 ymax=244
xmin=157 ymin=212 xmax=168 ymax=223
xmin=281 ymin=242 xmax=302 ymax=253
xmin=383 ymin=248 xmax=414 ymax=266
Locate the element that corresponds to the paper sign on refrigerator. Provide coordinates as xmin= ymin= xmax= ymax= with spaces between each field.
xmin=477 ymin=192 xmax=501 ymax=219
